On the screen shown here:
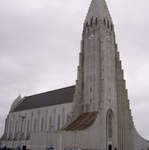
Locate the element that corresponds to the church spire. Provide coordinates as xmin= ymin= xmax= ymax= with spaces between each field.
xmin=85 ymin=0 xmax=112 ymax=24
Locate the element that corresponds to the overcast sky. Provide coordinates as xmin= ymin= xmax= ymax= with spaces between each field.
xmin=0 ymin=0 xmax=149 ymax=140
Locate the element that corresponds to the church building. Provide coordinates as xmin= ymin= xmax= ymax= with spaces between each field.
xmin=1 ymin=0 xmax=149 ymax=150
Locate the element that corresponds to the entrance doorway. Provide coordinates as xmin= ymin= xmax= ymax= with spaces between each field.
xmin=108 ymin=144 xmax=112 ymax=150
xmin=22 ymin=145 xmax=27 ymax=150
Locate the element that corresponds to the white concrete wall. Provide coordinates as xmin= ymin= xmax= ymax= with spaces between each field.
xmin=1 ymin=102 xmax=73 ymax=149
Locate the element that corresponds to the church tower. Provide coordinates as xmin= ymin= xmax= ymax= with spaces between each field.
xmin=70 ymin=0 xmax=134 ymax=149
xmin=74 ymin=0 xmax=117 ymax=114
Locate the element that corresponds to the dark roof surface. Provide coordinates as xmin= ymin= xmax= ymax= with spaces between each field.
xmin=11 ymin=86 xmax=75 ymax=112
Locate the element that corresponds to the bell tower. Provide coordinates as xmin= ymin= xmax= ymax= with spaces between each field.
xmin=73 ymin=0 xmax=117 ymax=116
xmin=69 ymin=0 xmax=134 ymax=149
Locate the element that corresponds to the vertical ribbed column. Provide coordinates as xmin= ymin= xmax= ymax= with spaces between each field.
xmin=116 ymin=47 xmax=134 ymax=150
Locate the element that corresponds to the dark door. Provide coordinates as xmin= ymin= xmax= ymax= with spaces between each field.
xmin=22 ymin=145 xmax=26 ymax=150
xmin=108 ymin=145 xmax=112 ymax=150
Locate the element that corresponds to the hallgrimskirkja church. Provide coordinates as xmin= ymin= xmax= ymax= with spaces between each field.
xmin=0 ymin=0 xmax=149 ymax=150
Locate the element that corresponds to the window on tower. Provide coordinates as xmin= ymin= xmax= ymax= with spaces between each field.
xmin=90 ymin=17 xmax=93 ymax=26
xmin=104 ymin=18 xmax=106 ymax=26
xmin=86 ymin=22 xmax=89 ymax=27
xmin=95 ymin=17 xmax=98 ymax=25
xmin=90 ymin=87 xmax=92 ymax=92
xmin=107 ymin=20 xmax=110 ymax=29
xmin=90 ymin=98 xmax=92 ymax=103
xmin=108 ymin=113 xmax=112 ymax=138
xmin=111 ymin=24 xmax=113 ymax=31
xmin=107 ymin=110 xmax=113 ymax=139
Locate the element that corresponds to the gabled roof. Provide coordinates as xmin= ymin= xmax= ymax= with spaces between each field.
xmin=11 ymin=86 xmax=75 ymax=113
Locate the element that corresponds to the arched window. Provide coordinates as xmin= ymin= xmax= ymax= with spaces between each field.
xmin=107 ymin=109 xmax=113 ymax=139
xmin=41 ymin=117 xmax=44 ymax=131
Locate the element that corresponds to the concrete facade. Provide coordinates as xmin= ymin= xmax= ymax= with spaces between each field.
xmin=1 ymin=0 xmax=149 ymax=150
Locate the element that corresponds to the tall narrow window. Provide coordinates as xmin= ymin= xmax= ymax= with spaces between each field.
xmin=86 ymin=22 xmax=89 ymax=27
xmin=104 ymin=19 xmax=106 ymax=26
xmin=90 ymin=98 xmax=92 ymax=103
xmin=57 ymin=115 xmax=61 ymax=130
xmin=90 ymin=17 xmax=93 ymax=26
xmin=34 ymin=118 xmax=37 ymax=132
xmin=107 ymin=20 xmax=110 ymax=28
xmin=111 ymin=24 xmax=113 ymax=31
xmin=108 ymin=113 xmax=112 ymax=138
xmin=41 ymin=117 xmax=44 ymax=131
xmin=95 ymin=17 xmax=98 ymax=25
xmin=90 ymin=87 xmax=92 ymax=92
xmin=5 ymin=119 xmax=8 ymax=135
xmin=49 ymin=116 xmax=52 ymax=131
xmin=23 ymin=120 xmax=26 ymax=133
xmin=15 ymin=121 xmax=18 ymax=134
xmin=27 ymin=120 xmax=30 ymax=134
xmin=107 ymin=110 xmax=113 ymax=139
xmin=62 ymin=108 xmax=65 ymax=126
xmin=9 ymin=120 xmax=12 ymax=139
